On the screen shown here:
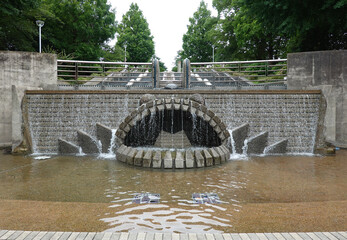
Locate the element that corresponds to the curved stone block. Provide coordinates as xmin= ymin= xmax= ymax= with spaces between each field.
xmin=117 ymin=145 xmax=129 ymax=162
xmin=142 ymin=150 xmax=153 ymax=168
xmin=185 ymin=150 xmax=195 ymax=168
xmin=134 ymin=150 xmax=144 ymax=166
xmin=152 ymin=150 xmax=162 ymax=168
xmin=264 ymin=139 xmax=288 ymax=154
xmin=209 ymin=148 xmax=221 ymax=165
xmin=96 ymin=123 xmax=113 ymax=153
xmin=126 ymin=148 xmax=137 ymax=165
xmin=214 ymin=146 xmax=226 ymax=163
xmin=116 ymin=129 xmax=126 ymax=140
xmin=140 ymin=94 xmax=156 ymax=105
xmin=164 ymin=151 xmax=173 ymax=169
xmin=116 ymin=144 xmax=128 ymax=162
xmin=220 ymin=145 xmax=230 ymax=161
xmin=197 ymin=110 xmax=204 ymax=118
xmin=203 ymin=149 xmax=213 ymax=166
xmin=157 ymin=104 xmax=164 ymax=111
xmin=195 ymin=150 xmax=205 ymax=168
xmin=175 ymin=151 xmax=185 ymax=169
xmin=230 ymin=124 xmax=250 ymax=154
xmin=58 ymin=138 xmax=79 ymax=154
xmin=77 ymin=130 xmax=99 ymax=154
xmin=165 ymin=98 xmax=173 ymax=104
xmin=189 ymin=94 xmax=205 ymax=105
xmin=245 ymin=131 xmax=269 ymax=154
xmin=141 ymin=109 xmax=150 ymax=119
xmin=203 ymin=113 xmax=211 ymax=122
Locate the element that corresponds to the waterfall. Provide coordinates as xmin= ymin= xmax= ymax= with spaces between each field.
xmin=99 ymin=129 xmax=117 ymax=159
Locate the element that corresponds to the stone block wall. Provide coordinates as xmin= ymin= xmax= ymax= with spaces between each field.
xmin=23 ymin=90 xmax=323 ymax=154
xmin=0 ymin=51 xmax=57 ymax=150
xmin=287 ymin=50 xmax=346 ymax=147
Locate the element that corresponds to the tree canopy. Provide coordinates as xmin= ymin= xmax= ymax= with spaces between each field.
xmin=0 ymin=0 xmax=117 ymax=60
xmin=0 ymin=0 xmax=44 ymax=51
xmin=42 ymin=0 xmax=116 ymax=60
xmin=115 ymin=3 xmax=155 ymax=62
xmin=179 ymin=0 xmax=346 ymax=62
xmin=180 ymin=1 xmax=215 ymax=62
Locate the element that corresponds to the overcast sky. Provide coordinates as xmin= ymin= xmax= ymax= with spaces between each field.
xmin=107 ymin=0 xmax=217 ymax=69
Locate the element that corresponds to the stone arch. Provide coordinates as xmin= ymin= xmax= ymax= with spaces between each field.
xmin=115 ymin=97 xmax=231 ymax=169
xmin=115 ymin=98 xmax=230 ymax=147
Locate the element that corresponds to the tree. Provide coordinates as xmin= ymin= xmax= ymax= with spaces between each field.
xmin=180 ymin=1 xmax=215 ymax=62
xmin=42 ymin=0 xmax=117 ymax=60
xmin=207 ymin=0 xmax=238 ymax=61
xmin=0 ymin=0 xmax=45 ymax=51
xmin=116 ymin=3 xmax=155 ymax=62
xmin=233 ymin=0 xmax=347 ymax=52
xmin=101 ymin=45 xmax=125 ymax=62
xmin=208 ymin=0 xmax=287 ymax=61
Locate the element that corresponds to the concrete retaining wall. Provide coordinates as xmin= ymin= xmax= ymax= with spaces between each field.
xmin=0 ymin=51 xmax=57 ymax=151
xmin=287 ymin=50 xmax=346 ymax=147
xmin=23 ymin=90 xmax=323 ymax=154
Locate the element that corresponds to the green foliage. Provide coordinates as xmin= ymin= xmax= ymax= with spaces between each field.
xmin=181 ymin=0 xmax=345 ymax=62
xmin=101 ymin=45 xmax=125 ymax=62
xmin=0 ymin=0 xmax=45 ymax=51
xmin=0 ymin=0 xmax=117 ymax=60
xmin=116 ymin=3 xmax=155 ymax=62
xmin=42 ymin=45 xmax=75 ymax=59
xmin=42 ymin=0 xmax=116 ymax=60
xmin=180 ymin=1 xmax=215 ymax=62
xmin=232 ymin=0 xmax=346 ymax=52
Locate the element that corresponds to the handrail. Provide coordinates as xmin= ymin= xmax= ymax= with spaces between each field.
xmin=57 ymin=59 xmax=154 ymax=88
xmin=189 ymin=59 xmax=287 ymax=88
xmin=57 ymin=59 xmax=151 ymax=65
xmin=191 ymin=59 xmax=287 ymax=65
xmin=56 ymin=58 xmax=287 ymax=89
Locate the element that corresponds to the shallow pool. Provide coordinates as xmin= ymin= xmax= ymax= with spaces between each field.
xmin=0 ymin=151 xmax=346 ymax=233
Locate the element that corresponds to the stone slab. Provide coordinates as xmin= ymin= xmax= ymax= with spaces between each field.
xmin=77 ymin=130 xmax=99 ymax=154
xmin=245 ymin=132 xmax=269 ymax=154
xmin=58 ymin=139 xmax=80 ymax=155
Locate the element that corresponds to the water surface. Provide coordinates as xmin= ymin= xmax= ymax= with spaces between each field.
xmin=0 ymin=151 xmax=346 ymax=233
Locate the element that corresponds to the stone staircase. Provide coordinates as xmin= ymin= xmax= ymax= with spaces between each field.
xmin=154 ymin=131 xmax=191 ymax=148
xmin=159 ymin=72 xmax=182 ymax=88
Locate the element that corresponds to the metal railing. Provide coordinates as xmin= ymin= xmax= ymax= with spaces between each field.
xmin=57 ymin=59 xmax=153 ymax=88
xmin=57 ymin=59 xmax=287 ymax=89
xmin=190 ymin=59 xmax=287 ymax=88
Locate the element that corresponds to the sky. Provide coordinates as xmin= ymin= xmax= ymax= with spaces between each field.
xmin=107 ymin=0 xmax=217 ymax=69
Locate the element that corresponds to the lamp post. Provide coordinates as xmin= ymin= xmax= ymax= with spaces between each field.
xmin=212 ymin=44 xmax=215 ymax=62
xmin=36 ymin=20 xmax=44 ymax=53
xmin=124 ymin=43 xmax=127 ymax=62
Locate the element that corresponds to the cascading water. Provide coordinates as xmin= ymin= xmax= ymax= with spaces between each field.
xmin=228 ymin=129 xmax=248 ymax=160
xmin=26 ymin=94 xmax=130 ymax=155
xmin=99 ymin=129 xmax=117 ymax=159
xmin=24 ymin=92 xmax=322 ymax=157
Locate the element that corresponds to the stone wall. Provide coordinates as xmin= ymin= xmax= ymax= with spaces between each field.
xmin=23 ymin=90 xmax=323 ymax=154
xmin=287 ymin=50 xmax=346 ymax=147
xmin=0 ymin=51 xmax=57 ymax=150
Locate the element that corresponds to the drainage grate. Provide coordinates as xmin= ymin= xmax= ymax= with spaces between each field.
xmin=132 ymin=193 xmax=160 ymax=204
xmin=192 ymin=193 xmax=221 ymax=204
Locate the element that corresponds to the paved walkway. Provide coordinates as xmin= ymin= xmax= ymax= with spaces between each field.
xmin=0 ymin=231 xmax=346 ymax=240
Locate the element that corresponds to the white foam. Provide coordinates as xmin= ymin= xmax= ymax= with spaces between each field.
xmin=33 ymin=155 xmax=51 ymax=160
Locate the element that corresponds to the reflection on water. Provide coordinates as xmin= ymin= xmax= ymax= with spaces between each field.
xmin=0 ymin=151 xmax=346 ymax=233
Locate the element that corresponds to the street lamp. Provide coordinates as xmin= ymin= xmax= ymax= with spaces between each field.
xmin=36 ymin=20 xmax=44 ymax=53
xmin=212 ymin=44 xmax=215 ymax=62
xmin=124 ymin=43 xmax=127 ymax=62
